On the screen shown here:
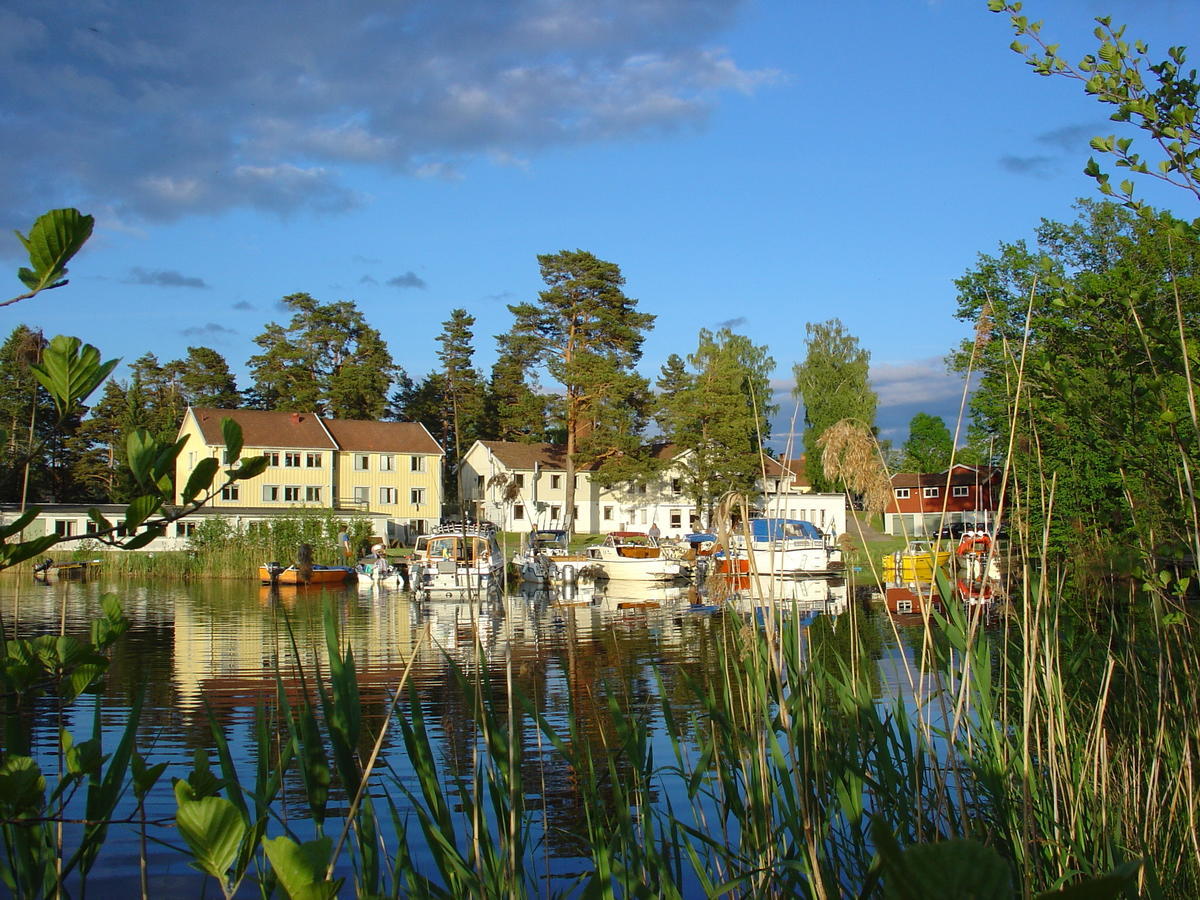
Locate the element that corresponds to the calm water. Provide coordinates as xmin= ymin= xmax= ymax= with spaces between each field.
xmin=0 ymin=571 xmax=916 ymax=896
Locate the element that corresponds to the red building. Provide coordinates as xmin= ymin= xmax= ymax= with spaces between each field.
xmin=883 ymin=464 xmax=1001 ymax=536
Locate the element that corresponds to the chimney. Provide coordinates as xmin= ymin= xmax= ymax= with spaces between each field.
xmin=291 ymin=412 xmax=302 ymax=424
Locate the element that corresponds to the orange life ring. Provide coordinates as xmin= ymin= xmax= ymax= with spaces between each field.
xmin=956 ymin=534 xmax=991 ymax=556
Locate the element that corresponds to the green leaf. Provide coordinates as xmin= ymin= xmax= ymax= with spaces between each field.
xmin=181 ymin=457 xmax=221 ymax=505
xmin=1035 ymin=860 xmax=1143 ymax=898
xmin=221 ymin=418 xmax=244 ymax=465
xmin=261 ymin=835 xmax=342 ymax=900
xmin=28 ymin=335 xmax=118 ymax=419
xmin=174 ymin=782 xmax=248 ymax=887
xmin=124 ymin=494 xmax=161 ymax=531
xmin=232 ymin=455 xmax=269 ymax=481
xmin=126 ymin=429 xmax=157 ymax=487
xmin=119 ymin=524 xmax=165 ymax=551
xmin=0 ymin=507 xmax=40 ymax=539
xmin=14 ymin=208 xmax=94 ymax=294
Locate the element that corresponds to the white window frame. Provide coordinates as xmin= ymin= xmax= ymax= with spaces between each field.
xmin=283 ymin=485 xmax=301 ymax=502
xmin=221 ymin=484 xmax=239 ymax=501
xmin=952 ymin=485 xmax=969 ymax=498
xmin=894 ymin=488 xmax=911 ymax=499
xmin=410 ymin=455 xmax=425 ymax=473
xmin=284 ymin=452 xmax=301 ymax=467
xmin=603 ymin=506 xmax=613 ymax=521
xmin=262 ymin=485 xmax=280 ymax=502
xmin=380 ymin=486 xmax=397 ymax=504
xmin=923 ymin=487 xmax=939 ymax=498
xmin=551 ymin=474 xmax=561 ymax=490
xmin=551 ymin=505 xmax=561 ymax=520
xmin=305 ymin=486 xmax=322 ymax=502
xmin=410 ymin=487 xmax=425 ymax=506
xmin=513 ymin=504 xmax=524 ymax=521
xmin=54 ymin=520 xmax=74 ymax=537
xmin=306 ymin=452 xmax=322 ymax=467
xmin=264 ymin=451 xmax=280 ymax=467
xmin=353 ymin=486 xmax=368 ymax=504
xmin=354 ymin=454 xmax=370 ymax=471
xmin=380 ymin=454 xmax=395 ymax=472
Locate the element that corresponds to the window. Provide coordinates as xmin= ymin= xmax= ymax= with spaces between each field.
xmin=264 ymin=452 xmax=280 ymax=467
xmin=897 ymin=600 xmax=913 ymax=614
xmin=515 ymin=473 xmax=525 ymax=488
xmin=671 ymin=478 xmax=682 ymax=495
xmin=222 ymin=484 xmax=239 ymax=501
xmin=86 ymin=520 xmax=99 ymax=534
xmin=952 ymin=485 xmax=969 ymax=498
xmin=262 ymin=485 xmax=280 ymax=502
xmin=603 ymin=506 xmax=613 ymax=521
xmin=551 ymin=505 xmax=561 ymax=520
xmin=354 ymin=454 xmax=369 ymax=471
xmin=638 ymin=484 xmax=647 ymax=495
xmin=380 ymin=487 xmax=397 ymax=504
xmin=514 ymin=504 xmax=524 ymax=520
xmin=476 ymin=475 xmax=484 ymax=490
xmin=923 ymin=487 xmax=939 ymax=498
xmin=175 ymin=522 xmax=196 ymax=537
xmin=410 ymin=487 xmax=425 ymax=506
xmin=894 ymin=488 xmax=911 ymax=499
xmin=572 ymin=505 xmax=578 ymax=520
xmin=306 ymin=452 xmax=322 ymax=467
xmin=305 ymin=486 xmax=322 ymax=502
xmin=410 ymin=455 xmax=425 ymax=473
xmin=54 ymin=520 xmax=74 ymax=537
xmin=670 ymin=510 xmax=682 ymax=528
xmin=284 ymin=452 xmax=301 ymax=467
xmin=551 ymin=474 xmax=561 ymax=490
xmin=380 ymin=454 xmax=395 ymax=472
xmin=353 ymin=486 xmax=368 ymax=505
xmin=284 ymin=486 xmax=301 ymax=502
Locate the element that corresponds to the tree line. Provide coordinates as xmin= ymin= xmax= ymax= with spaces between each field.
xmin=2 ymin=248 xmax=881 ymax=521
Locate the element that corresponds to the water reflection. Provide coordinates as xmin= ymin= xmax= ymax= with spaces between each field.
xmin=0 ymin=570 xmax=904 ymax=894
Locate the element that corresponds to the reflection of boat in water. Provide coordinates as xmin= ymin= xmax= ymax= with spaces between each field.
xmin=882 ymin=540 xmax=951 ymax=582
xmin=258 ymin=562 xmax=356 ymax=586
xmin=33 ymin=558 xmax=102 ymax=582
xmin=412 ymin=524 xmax=505 ymax=600
xmin=725 ymin=576 xmax=848 ymax=616
xmin=583 ymin=532 xmax=685 ymax=582
xmin=594 ymin=581 xmax=690 ymax=611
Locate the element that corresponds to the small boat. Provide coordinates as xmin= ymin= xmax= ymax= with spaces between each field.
xmin=258 ymin=562 xmax=357 ymax=586
xmin=513 ymin=529 xmax=589 ymax=584
xmin=716 ymin=518 xmax=842 ymax=578
xmin=882 ymin=540 xmax=951 ymax=582
xmin=33 ymin=558 xmax=102 ymax=581
xmin=955 ymin=531 xmax=998 ymax=581
xmin=412 ymin=523 xmax=505 ymax=600
xmin=583 ymin=532 xmax=685 ymax=582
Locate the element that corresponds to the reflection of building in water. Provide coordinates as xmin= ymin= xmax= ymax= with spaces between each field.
xmin=172 ymin=585 xmax=418 ymax=709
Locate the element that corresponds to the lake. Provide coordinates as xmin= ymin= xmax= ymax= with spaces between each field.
xmin=0 ymin=571 xmax=922 ymax=896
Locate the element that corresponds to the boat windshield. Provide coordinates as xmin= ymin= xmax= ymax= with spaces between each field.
xmin=427 ymin=536 xmax=490 ymax=562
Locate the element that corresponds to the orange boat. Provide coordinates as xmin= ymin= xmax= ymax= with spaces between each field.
xmin=258 ymin=563 xmax=356 ymax=586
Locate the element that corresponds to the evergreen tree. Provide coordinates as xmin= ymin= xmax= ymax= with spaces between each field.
xmin=0 ymin=326 xmax=55 ymax=502
xmin=178 ymin=346 xmax=240 ymax=408
xmin=247 ymin=292 xmax=396 ymax=418
xmin=504 ymin=250 xmax=655 ymax=532
xmin=486 ymin=329 xmax=551 ymax=442
xmin=436 ymin=309 xmax=487 ymax=506
xmin=793 ymin=319 xmax=877 ymax=492
xmin=657 ymin=329 xmax=776 ymax=525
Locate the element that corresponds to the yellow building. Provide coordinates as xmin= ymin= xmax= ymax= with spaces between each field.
xmin=175 ymin=408 xmax=444 ymax=532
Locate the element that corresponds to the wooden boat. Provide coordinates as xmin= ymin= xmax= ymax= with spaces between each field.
xmin=258 ymin=562 xmax=357 ymax=586
xmin=412 ymin=523 xmax=505 ymax=599
xmin=584 ymin=532 xmax=685 ymax=582
xmin=716 ymin=518 xmax=842 ymax=577
xmin=881 ymin=540 xmax=951 ymax=582
xmin=33 ymin=558 xmax=102 ymax=581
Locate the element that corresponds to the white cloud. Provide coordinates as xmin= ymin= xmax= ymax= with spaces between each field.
xmin=1 ymin=0 xmax=767 ymax=226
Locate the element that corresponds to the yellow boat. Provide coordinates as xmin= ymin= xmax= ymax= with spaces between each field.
xmin=882 ymin=540 xmax=951 ymax=582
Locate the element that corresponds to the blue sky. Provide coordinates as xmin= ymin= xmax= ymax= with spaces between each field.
xmin=2 ymin=0 xmax=1195 ymax=450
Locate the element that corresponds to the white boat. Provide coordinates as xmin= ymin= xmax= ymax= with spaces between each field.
xmin=583 ymin=532 xmax=685 ymax=582
xmin=412 ymin=523 xmax=505 ymax=599
xmin=513 ymin=529 xmax=590 ymax=584
xmin=717 ymin=518 xmax=841 ymax=578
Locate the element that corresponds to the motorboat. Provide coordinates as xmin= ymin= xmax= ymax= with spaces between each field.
xmin=716 ymin=518 xmax=842 ymax=577
xmin=513 ymin=529 xmax=589 ymax=585
xmin=33 ymin=558 xmax=102 ymax=581
xmin=881 ymin=540 xmax=952 ymax=582
xmin=412 ymin=523 xmax=505 ymax=600
xmin=582 ymin=532 xmax=685 ymax=582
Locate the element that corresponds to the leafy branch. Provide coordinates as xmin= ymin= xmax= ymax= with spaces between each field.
xmin=3 ymin=209 xmax=94 ymax=308
xmin=989 ymin=1 xmax=1200 ymax=209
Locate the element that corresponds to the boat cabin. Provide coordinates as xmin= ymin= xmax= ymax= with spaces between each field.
xmin=602 ymin=532 xmax=661 ymax=559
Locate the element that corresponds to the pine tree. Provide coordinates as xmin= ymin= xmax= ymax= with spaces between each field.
xmin=504 ymin=250 xmax=654 ymax=532
xmin=178 ymin=346 xmax=240 ymax=408
xmin=247 ymin=292 xmax=396 ymax=418
xmin=485 ymin=330 xmax=551 ymax=442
